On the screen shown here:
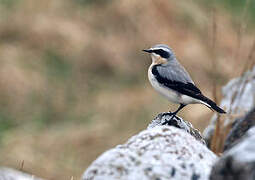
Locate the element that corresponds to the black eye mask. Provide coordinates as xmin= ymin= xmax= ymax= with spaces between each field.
xmin=152 ymin=49 xmax=170 ymax=59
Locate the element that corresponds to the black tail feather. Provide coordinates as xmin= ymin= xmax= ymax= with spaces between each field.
xmin=200 ymin=95 xmax=226 ymax=114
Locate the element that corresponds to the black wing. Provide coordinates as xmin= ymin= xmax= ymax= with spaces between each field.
xmin=152 ymin=65 xmax=226 ymax=113
xmin=152 ymin=65 xmax=202 ymax=99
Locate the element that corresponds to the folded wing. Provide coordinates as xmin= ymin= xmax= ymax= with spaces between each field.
xmin=152 ymin=64 xmax=226 ymax=113
xmin=152 ymin=64 xmax=202 ymax=98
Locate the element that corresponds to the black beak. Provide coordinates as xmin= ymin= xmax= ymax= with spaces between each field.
xmin=142 ymin=49 xmax=152 ymax=53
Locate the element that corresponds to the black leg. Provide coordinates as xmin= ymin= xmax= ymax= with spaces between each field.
xmin=163 ymin=104 xmax=186 ymax=125
xmin=172 ymin=104 xmax=186 ymax=116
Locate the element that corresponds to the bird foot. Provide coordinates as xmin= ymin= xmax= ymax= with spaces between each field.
xmin=162 ymin=112 xmax=181 ymax=125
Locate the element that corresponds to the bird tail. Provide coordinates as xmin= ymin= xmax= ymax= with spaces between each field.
xmin=199 ymin=95 xmax=226 ymax=114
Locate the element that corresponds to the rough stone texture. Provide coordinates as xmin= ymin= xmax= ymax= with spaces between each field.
xmin=210 ymin=127 xmax=255 ymax=180
xmin=148 ymin=112 xmax=205 ymax=144
xmin=83 ymin=126 xmax=217 ymax=180
xmin=203 ymin=66 xmax=255 ymax=145
xmin=0 ymin=168 xmax=43 ymax=180
xmin=224 ymin=108 xmax=255 ymax=151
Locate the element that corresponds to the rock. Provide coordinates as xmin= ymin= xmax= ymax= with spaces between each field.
xmin=0 ymin=167 xmax=43 ymax=180
xmin=83 ymin=126 xmax=217 ymax=180
xmin=224 ymin=108 xmax=255 ymax=151
xmin=210 ymin=127 xmax=255 ymax=180
xmin=148 ymin=112 xmax=205 ymax=144
xmin=203 ymin=66 xmax=255 ymax=145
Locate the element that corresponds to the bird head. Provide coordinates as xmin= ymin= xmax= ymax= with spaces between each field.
xmin=143 ymin=44 xmax=175 ymax=65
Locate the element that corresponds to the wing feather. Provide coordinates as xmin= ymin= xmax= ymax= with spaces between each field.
xmin=151 ymin=64 xmax=226 ymax=113
xmin=152 ymin=64 xmax=202 ymax=98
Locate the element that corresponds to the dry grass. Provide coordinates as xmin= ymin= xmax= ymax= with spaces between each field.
xmin=209 ymin=0 xmax=255 ymax=154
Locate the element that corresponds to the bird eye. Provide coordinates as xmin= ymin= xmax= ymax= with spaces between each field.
xmin=153 ymin=49 xmax=170 ymax=58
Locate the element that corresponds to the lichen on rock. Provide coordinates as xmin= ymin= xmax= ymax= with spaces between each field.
xmin=210 ymin=127 xmax=255 ymax=180
xmin=148 ymin=112 xmax=205 ymax=144
xmin=83 ymin=126 xmax=217 ymax=180
xmin=203 ymin=66 xmax=255 ymax=145
xmin=0 ymin=168 xmax=43 ymax=180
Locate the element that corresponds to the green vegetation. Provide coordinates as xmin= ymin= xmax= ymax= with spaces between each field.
xmin=203 ymin=0 xmax=255 ymax=26
xmin=44 ymin=50 xmax=72 ymax=80
xmin=0 ymin=111 xmax=15 ymax=137
xmin=0 ymin=0 xmax=20 ymax=8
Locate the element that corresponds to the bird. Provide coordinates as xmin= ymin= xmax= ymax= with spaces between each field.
xmin=143 ymin=44 xmax=225 ymax=124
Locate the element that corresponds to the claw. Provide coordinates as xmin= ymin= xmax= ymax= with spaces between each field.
xmin=162 ymin=120 xmax=168 ymax=125
xmin=162 ymin=113 xmax=181 ymax=125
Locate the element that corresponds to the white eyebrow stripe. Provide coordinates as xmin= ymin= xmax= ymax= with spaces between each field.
xmin=150 ymin=47 xmax=170 ymax=52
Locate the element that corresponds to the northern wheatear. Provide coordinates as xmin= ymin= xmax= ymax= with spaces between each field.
xmin=143 ymin=44 xmax=225 ymax=124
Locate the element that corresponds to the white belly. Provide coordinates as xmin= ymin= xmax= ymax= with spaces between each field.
xmin=148 ymin=65 xmax=203 ymax=105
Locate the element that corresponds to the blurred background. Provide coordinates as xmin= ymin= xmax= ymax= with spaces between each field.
xmin=0 ymin=0 xmax=254 ymax=179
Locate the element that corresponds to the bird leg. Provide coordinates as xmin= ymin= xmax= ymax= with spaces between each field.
xmin=162 ymin=104 xmax=186 ymax=125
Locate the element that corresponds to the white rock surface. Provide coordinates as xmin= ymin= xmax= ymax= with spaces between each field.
xmin=223 ymin=108 xmax=255 ymax=151
xmin=221 ymin=68 xmax=255 ymax=114
xmin=0 ymin=168 xmax=43 ymax=180
xmin=224 ymin=127 xmax=255 ymax=163
xmin=83 ymin=126 xmax=217 ymax=180
xmin=210 ymin=127 xmax=255 ymax=180
xmin=203 ymin=66 xmax=255 ymax=142
xmin=148 ymin=112 xmax=205 ymax=144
